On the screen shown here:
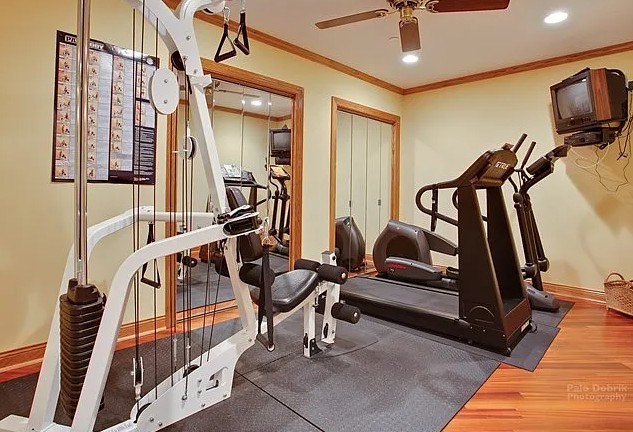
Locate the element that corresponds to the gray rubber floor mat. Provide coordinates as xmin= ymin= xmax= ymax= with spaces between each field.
xmin=244 ymin=317 xmax=498 ymax=432
xmin=342 ymin=276 xmax=565 ymax=370
xmin=0 ymin=313 xmax=496 ymax=432
xmin=531 ymin=299 xmax=574 ymax=328
xmin=0 ymin=372 xmax=319 ymax=432
xmin=370 ymin=315 xmax=559 ymax=371
xmin=166 ymin=375 xmax=320 ymax=432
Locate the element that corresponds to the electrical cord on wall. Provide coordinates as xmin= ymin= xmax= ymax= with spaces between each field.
xmin=570 ymin=94 xmax=633 ymax=193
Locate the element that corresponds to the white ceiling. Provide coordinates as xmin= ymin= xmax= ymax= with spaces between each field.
xmin=243 ymin=0 xmax=633 ymax=89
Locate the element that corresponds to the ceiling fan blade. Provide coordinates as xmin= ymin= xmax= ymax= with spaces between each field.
xmin=428 ymin=0 xmax=510 ymax=13
xmin=400 ymin=19 xmax=421 ymax=52
xmin=316 ymin=9 xmax=389 ymax=29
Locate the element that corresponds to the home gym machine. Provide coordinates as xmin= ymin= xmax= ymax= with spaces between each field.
xmin=508 ymin=138 xmax=569 ymax=312
xmin=0 ymin=1 xmax=360 ymax=431
xmin=342 ymin=137 xmax=533 ymax=354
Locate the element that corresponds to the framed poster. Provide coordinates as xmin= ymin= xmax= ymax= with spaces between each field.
xmin=52 ymin=30 xmax=159 ymax=185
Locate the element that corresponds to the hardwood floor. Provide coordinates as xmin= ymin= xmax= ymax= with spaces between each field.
xmin=444 ymin=293 xmax=633 ymax=432
xmin=1 ymin=292 xmax=632 ymax=431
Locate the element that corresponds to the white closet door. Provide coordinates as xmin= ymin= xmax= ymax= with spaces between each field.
xmin=379 ymin=121 xmax=392 ymax=229
xmin=350 ymin=115 xmax=368 ymax=238
xmin=364 ymin=118 xmax=382 ymax=251
xmin=335 ymin=112 xmax=352 ymax=219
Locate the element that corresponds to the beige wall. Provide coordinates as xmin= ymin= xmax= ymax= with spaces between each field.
xmin=0 ymin=0 xmax=402 ymax=352
xmin=401 ymin=51 xmax=633 ymax=291
xmin=0 ymin=0 xmax=171 ymax=353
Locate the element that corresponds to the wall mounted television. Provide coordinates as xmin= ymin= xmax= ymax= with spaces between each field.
xmin=550 ymin=68 xmax=628 ymax=134
xmin=270 ymin=127 xmax=291 ymax=158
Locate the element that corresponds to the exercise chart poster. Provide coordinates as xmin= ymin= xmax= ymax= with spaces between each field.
xmin=52 ymin=30 xmax=159 ymax=185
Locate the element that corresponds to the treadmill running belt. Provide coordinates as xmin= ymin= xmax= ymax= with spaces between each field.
xmin=343 ymin=277 xmax=458 ymax=317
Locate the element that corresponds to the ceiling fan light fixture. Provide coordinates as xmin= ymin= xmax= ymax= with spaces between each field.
xmin=544 ymin=11 xmax=568 ymax=24
xmin=402 ymin=53 xmax=419 ymax=64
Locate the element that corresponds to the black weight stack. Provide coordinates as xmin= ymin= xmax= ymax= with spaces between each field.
xmin=59 ymin=278 xmax=105 ymax=419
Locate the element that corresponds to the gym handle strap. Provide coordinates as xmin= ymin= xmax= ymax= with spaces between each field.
xmin=234 ymin=9 xmax=250 ymax=55
xmin=256 ymin=242 xmax=275 ymax=351
xmin=214 ymin=21 xmax=237 ymax=63
xmin=140 ymin=223 xmax=161 ymax=289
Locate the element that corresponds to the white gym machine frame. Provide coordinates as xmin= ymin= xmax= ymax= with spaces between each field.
xmin=0 ymin=1 xmax=345 ymax=431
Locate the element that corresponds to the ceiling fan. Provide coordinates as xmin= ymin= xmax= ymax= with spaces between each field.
xmin=315 ymin=0 xmax=510 ymax=53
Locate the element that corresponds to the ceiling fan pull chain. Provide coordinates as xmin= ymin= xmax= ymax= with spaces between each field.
xmin=234 ymin=0 xmax=250 ymax=55
xmin=214 ymin=7 xmax=237 ymax=63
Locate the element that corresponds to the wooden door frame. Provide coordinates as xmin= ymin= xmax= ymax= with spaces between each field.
xmin=165 ymin=61 xmax=305 ymax=328
xmin=329 ymin=97 xmax=400 ymax=250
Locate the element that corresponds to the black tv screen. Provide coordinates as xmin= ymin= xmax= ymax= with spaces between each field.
xmin=556 ymin=80 xmax=592 ymax=119
xmin=270 ymin=128 xmax=291 ymax=157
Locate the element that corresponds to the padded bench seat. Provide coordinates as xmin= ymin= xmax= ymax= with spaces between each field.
xmin=248 ymin=269 xmax=319 ymax=313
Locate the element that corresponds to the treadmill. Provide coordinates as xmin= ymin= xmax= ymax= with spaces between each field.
xmin=341 ymin=139 xmax=533 ymax=354
xmin=221 ymin=164 xmax=267 ymax=208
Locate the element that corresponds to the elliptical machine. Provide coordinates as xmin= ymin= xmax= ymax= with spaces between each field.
xmin=509 ymin=137 xmax=569 ymax=312
xmin=269 ymin=165 xmax=291 ymax=255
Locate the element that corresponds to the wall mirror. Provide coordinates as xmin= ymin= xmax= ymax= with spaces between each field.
xmin=166 ymin=62 xmax=304 ymax=324
xmin=330 ymin=98 xmax=400 ymax=273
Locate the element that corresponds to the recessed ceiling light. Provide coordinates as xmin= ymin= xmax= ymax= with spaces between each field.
xmin=241 ymin=99 xmax=245 ymax=105
xmin=402 ymin=53 xmax=419 ymax=64
xmin=544 ymin=11 xmax=568 ymax=24
xmin=251 ymin=99 xmax=262 ymax=106
xmin=268 ymin=102 xmax=273 ymax=106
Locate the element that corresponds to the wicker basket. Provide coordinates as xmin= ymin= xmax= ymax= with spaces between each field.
xmin=604 ymin=272 xmax=633 ymax=317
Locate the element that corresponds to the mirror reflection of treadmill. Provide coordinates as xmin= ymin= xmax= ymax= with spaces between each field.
xmin=221 ymin=164 xmax=266 ymax=208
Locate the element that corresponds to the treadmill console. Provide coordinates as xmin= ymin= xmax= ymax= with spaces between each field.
xmin=222 ymin=164 xmax=258 ymax=185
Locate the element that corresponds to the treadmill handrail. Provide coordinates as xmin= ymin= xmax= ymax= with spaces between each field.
xmin=417 ymin=184 xmax=459 ymax=227
xmin=416 ymin=147 xmax=518 ymax=229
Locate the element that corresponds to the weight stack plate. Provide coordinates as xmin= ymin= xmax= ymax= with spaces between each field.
xmin=59 ymin=279 xmax=105 ymax=418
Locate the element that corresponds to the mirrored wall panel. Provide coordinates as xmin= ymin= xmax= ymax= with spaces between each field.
xmin=174 ymin=78 xmax=294 ymax=313
xmin=334 ymin=111 xmax=392 ymax=273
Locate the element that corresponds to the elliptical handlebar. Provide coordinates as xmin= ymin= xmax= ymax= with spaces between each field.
xmin=512 ymin=133 xmax=528 ymax=153
xmin=519 ymin=141 xmax=537 ymax=171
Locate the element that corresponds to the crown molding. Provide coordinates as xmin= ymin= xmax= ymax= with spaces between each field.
xmin=162 ymin=2 xmax=633 ymax=97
